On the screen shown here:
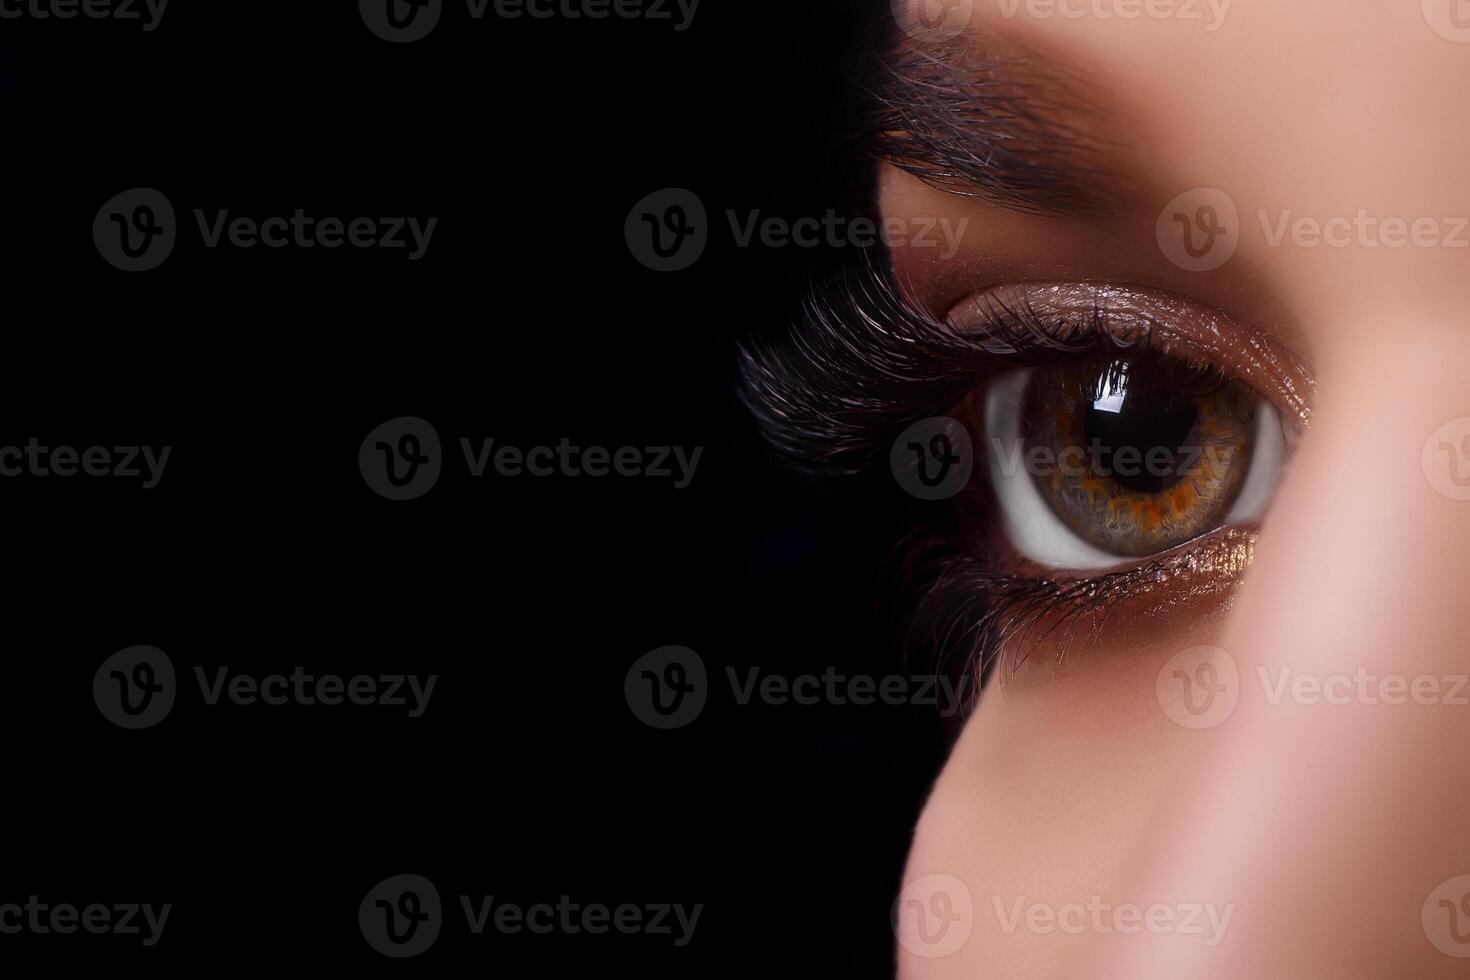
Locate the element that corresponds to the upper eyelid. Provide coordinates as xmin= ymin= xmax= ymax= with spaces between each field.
xmin=949 ymin=282 xmax=1315 ymax=428
xmin=739 ymin=261 xmax=1312 ymax=478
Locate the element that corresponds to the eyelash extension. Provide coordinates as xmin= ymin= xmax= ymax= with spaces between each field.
xmin=738 ymin=254 xmax=1155 ymax=477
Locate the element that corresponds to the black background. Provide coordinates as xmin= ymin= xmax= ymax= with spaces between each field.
xmin=0 ymin=0 xmax=954 ymax=973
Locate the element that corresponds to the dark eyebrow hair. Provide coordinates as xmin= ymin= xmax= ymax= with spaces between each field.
xmin=863 ymin=33 xmax=1122 ymax=217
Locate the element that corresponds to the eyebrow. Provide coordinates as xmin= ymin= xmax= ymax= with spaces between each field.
xmin=865 ymin=33 xmax=1123 ymax=217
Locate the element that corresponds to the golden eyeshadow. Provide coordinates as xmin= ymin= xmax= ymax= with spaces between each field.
xmin=989 ymin=528 xmax=1259 ymax=686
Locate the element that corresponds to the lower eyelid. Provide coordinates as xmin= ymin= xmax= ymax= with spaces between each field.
xmin=932 ymin=526 xmax=1259 ymax=690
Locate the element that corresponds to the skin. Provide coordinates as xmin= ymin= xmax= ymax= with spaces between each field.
xmin=886 ymin=1 xmax=1470 ymax=976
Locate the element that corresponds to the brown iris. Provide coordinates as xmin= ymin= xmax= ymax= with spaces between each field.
xmin=1022 ymin=354 xmax=1257 ymax=556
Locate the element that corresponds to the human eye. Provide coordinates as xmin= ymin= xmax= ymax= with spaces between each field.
xmin=740 ymin=267 xmax=1313 ymax=684
xmin=966 ymin=283 xmax=1301 ymax=572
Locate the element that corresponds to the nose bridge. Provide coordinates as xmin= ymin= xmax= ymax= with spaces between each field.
xmin=1236 ymin=327 xmax=1470 ymax=683
xmin=1065 ymin=325 xmax=1470 ymax=977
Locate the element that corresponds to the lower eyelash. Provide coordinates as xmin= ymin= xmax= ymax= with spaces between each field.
xmin=893 ymin=502 xmax=1256 ymax=699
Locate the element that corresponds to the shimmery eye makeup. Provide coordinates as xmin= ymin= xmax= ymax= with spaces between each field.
xmin=946 ymin=282 xmax=1313 ymax=429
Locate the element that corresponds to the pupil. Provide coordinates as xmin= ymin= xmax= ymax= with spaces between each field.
xmin=1081 ymin=365 xmax=1200 ymax=494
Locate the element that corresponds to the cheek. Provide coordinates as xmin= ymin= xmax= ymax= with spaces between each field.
xmin=895 ymin=648 xmax=1200 ymax=980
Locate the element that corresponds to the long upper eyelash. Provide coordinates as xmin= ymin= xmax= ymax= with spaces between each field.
xmin=738 ymin=257 xmax=1145 ymax=476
